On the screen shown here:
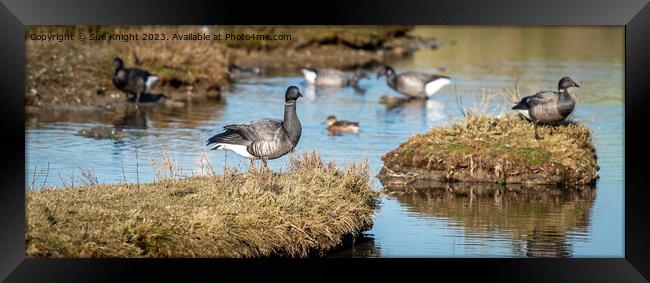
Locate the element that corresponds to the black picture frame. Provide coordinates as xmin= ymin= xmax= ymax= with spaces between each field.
xmin=1 ymin=0 xmax=649 ymax=281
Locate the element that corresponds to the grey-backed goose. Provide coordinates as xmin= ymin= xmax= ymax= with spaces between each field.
xmin=228 ymin=64 xmax=262 ymax=81
xmin=325 ymin=115 xmax=360 ymax=135
xmin=512 ymin=76 xmax=580 ymax=139
xmin=112 ymin=57 xmax=160 ymax=104
xmin=207 ymin=86 xmax=303 ymax=167
xmin=301 ymin=68 xmax=367 ymax=88
xmin=377 ymin=65 xmax=451 ymax=99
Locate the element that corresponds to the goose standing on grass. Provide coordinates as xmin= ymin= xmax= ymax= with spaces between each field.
xmin=112 ymin=57 xmax=160 ymax=104
xmin=301 ymin=68 xmax=368 ymax=88
xmin=325 ymin=115 xmax=360 ymax=135
xmin=207 ymin=86 xmax=303 ymax=167
xmin=512 ymin=76 xmax=580 ymax=140
xmin=376 ymin=65 xmax=451 ymax=99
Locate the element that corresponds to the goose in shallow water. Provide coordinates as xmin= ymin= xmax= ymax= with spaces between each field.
xmin=512 ymin=76 xmax=580 ymax=139
xmin=376 ymin=65 xmax=451 ymax=99
xmin=325 ymin=115 xmax=360 ymax=135
xmin=301 ymin=68 xmax=367 ymax=88
xmin=228 ymin=64 xmax=262 ymax=81
xmin=207 ymin=86 xmax=303 ymax=167
xmin=112 ymin=57 xmax=160 ymax=104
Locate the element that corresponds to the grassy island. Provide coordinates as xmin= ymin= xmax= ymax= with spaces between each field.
xmin=26 ymin=151 xmax=380 ymax=258
xmin=378 ymin=114 xmax=599 ymax=188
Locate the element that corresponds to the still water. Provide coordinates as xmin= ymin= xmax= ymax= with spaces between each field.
xmin=26 ymin=27 xmax=624 ymax=257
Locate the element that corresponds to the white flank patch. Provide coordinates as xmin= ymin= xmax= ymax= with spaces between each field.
xmin=212 ymin=143 xmax=254 ymax=159
xmin=145 ymin=76 xmax=160 ymax=91
xmin=301 ymin=69 xmax=317 ymax=84
xmin=515 ymin=109 xmax=532 ymax=120
xmin=425 ymin=78 xmax=451 ymax=97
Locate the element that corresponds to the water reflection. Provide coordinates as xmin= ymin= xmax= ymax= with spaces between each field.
xmin=114 ymin=105 xmax=148 ymax=130
xmin=383 ymin=181 xmax=595 ymax=257
xmin=328 ymin=234 xmax=380 ymax=258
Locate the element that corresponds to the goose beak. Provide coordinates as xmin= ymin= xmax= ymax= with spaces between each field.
xmin=574 ymin=82 xmax=580 ymax=88
xmin=298 ymin=92 xmax=303 ymax=97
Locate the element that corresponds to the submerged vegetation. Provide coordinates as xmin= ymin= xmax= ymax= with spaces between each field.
xmin=26 ymin=150 xmax=380 ymax=258
xmin=379 ymin=113 xmax=599 ymax=188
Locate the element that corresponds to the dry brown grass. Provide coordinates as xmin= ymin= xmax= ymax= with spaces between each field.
xmin=26 ymin=150 xmax=379 ymax=258
xmin=379 ymin=113 xmax=598 ymax=187
xmin=26 ymin=26 xmax=228 ymax=108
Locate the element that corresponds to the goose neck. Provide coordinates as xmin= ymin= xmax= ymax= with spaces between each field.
xmin=283 ymin=101 xmax=301 ymax=143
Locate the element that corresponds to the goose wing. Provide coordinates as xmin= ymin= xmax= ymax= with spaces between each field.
xmin=513 ymin=90 xmax=557 ymax=109
xmin=396 ymin=71 xmax=429 ymax=94
xmin=128 ymin=67 xmax=154 ymax=79
xmin=207 ymin=118 xmax=284 ymax=147
xmin=226 ymin=118 xmax=284 ymax=141
xmin=318 ymin=68 xmax=346 ymax=77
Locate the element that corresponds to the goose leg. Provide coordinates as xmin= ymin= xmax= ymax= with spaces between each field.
xmin=534 ymin=121 xmax=543 ymax=140
xmin=262 ymin=158 xmax=268 ymax=168
xmin=135 ymin=91 xmax=142 ymax=107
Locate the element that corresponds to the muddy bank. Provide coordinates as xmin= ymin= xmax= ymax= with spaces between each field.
xmin=26 ymin=151 xmax=380 ymax=258
xmin=378 ymin=114 xmax=599 ymax=188
xmin=224 ymin=26 xmax=434 ymax=73
xmin=26 ymin=26 xmax=432 ymax=113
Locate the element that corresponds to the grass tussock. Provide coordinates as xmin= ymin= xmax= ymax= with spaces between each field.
xmin=26 ymin=150 xmax=380 ymax=258
xmin=379 ymin=113 xmax=598 ymax=187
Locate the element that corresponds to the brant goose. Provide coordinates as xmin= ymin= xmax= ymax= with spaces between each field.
xmin=376 ymin=65 xmax=451 ymax=99
xmin=301 ymin=68 xmax=368 ymax=88
xmin=112 ymin=57 xmax=160 ymax=104
xmin=512 ymin=76 xmax=580 ymax=139
xmin=325 ymin=115 xmax=360 ymax=135
xmin=207 ymin=86 xmax=303 ymax=167
xmin=228 ymin=64 xmax=262 ymax=81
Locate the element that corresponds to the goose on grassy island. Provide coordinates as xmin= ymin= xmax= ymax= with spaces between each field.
xmin=512 ymin=76 xmax=580 ymax=139
xmin=376 ymin=65 xmax=451 ymax=99
xmin=112 ymin=57 xmax=160 ymax=104
xmin=207 ymin=86 xmax=303 ymax=167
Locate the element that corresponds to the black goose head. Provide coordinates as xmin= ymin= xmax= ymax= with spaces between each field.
xmin=285 ymin=86 xmax=303 ymax=102
xmin=113 ymin=57 xmax=124 ymax=73
xmin=558 ymin=76 xmax=580 ymax=91
xmin=376 ymin=65 xmax=395 ymax=79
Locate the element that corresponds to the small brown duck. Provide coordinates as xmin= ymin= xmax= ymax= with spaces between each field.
xmin=325 ymin=115 xmax=360 ymax=135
